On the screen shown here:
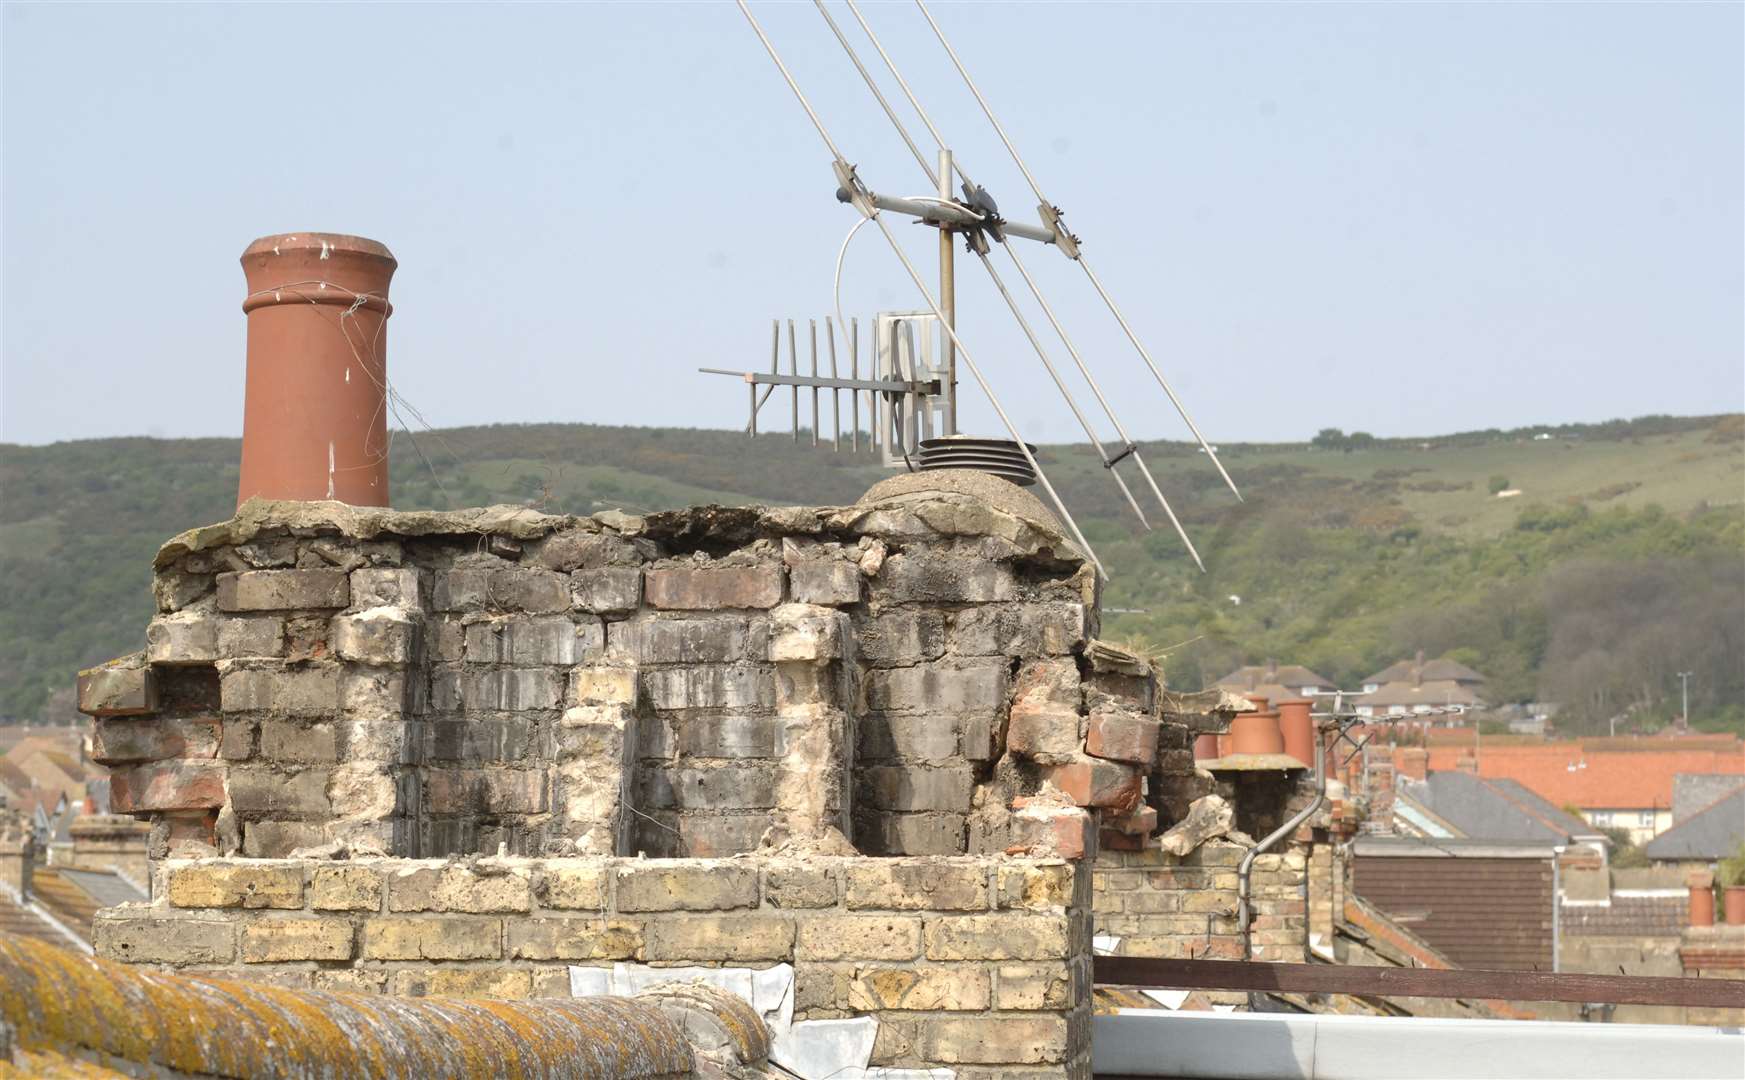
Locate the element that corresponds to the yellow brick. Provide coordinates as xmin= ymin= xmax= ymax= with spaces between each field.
xmin=241 ymin=918 xmax=353 ymax=963
xmin=361 ymin=917 xmax=500 ymax=960
xmin=924 ymin=915 xmax=1069 ymax=961
xmin=795 ymin=916 xmax=921 ymax=961
xmin=310 ymin=866 xmax=382 ymax=912
xmin=537 ymin=864 xmax=607 ymax=911
xmin=508 ymin=918 xmax=642 ymax=961
xmin=844 ymin=966 xmax=990 ymax=1011
xmin=644 ymin=915 xmax=794 ymax=962
xmin=844 ymin=861 xmax=988 ymax=912
xmin=392 ymin=968 xmax=533 ymax=999
xmin=167 ymin=864 xmax=303 ymax=910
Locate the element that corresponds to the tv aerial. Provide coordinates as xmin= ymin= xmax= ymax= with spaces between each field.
xmin=703 ymin=0 xmax=1243 ymax=577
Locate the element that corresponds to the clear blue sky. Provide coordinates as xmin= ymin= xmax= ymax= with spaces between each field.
xmin=4 ymin=2 xmax=1740 ymax=447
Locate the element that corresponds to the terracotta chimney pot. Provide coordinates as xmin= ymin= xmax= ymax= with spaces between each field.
xmin=237 ymin=233 xmax=397 ymax=508
xmin=1278 ymin=699 xmax=1315 ymax=767
xmin=1688 ymin=868 xmax=1715 ymax=928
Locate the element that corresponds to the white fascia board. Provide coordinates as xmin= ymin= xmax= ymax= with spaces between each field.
xmin=1093 ymin=1008 xmax=1745 ymax=1080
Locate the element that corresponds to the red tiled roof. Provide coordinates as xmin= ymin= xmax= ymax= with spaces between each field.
xmin=1394 ymin=740 xmax=1745 ymax=811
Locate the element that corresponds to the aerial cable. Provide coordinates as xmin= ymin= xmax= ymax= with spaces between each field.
xmin=736 ymin=0 xmax=1107 ymax=581
xmin=835 ymin=0 xmax=1209 ymax=569
xmin=813 ymin=0 xmax=1157 ymax=537
xmin=913 ymin=0 xmax=1244 ymax=504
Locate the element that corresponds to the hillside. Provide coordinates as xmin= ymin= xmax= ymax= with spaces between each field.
xmin=3 ymin=414 xmax=1741 ymax=733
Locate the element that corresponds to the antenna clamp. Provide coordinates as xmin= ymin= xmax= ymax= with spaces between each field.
xmin=1038 ymin=203 xmax=1082 ymax=260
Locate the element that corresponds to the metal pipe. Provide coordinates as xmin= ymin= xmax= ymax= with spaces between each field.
xmin=826 ymin=315 xmax=841 ymax=449
xmin=809 ymin=319 xmax=819 ymax=447
xmin=939 ymin=147 xmax=957 ymax=435
xmin=1238 ymin=736 xmax=1326 ymax=959
xmin=787 ymin=319 xmax=798 ymax=441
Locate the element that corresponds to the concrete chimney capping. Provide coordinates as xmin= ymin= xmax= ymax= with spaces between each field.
xmin=73 ymin=477 xmax=1252 ymax=1076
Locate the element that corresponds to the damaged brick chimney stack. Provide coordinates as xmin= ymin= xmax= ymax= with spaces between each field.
xmin=237 ymin=233 xmax=397 ymax=508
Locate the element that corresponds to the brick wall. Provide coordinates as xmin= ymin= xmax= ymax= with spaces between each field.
xmin=81 ymin=488 xmax=1140 ymax=864
xmin=1092 ymin=838 xmax=1307 ymax=968
xmin=95 ymin=853 xmax=1093 ymax=1077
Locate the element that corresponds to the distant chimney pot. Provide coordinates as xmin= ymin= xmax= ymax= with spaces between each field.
xmin=237 ymin=233 xmax=398 ymax=509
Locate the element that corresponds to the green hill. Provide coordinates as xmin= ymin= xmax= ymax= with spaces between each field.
xmin=3 ymin=413 xmax=1740 ymax=734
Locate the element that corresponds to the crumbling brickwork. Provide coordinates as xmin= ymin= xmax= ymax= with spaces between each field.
xmin=96 ymin=854 xmax=1093 ymax=1077
xmin=79 ymin=475 xmax=1212 ymax=866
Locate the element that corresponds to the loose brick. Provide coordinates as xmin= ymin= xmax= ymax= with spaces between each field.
xmin=1007 ymin=805 xmax=1095 ymax=861
xmin=924 ymin=915 xmax=1070 ymax=960
xmin=218 ymin=569 xmax=350 ymax=611
xmin=509 ymin=918 xmax=643 ymax=961
xmin=795 ymin=915 xmax=921 ymax=961
xmin=77 ymin=657 xmax=157 ymax=716
xmin=845 ymin=861 xmax=989 ymax=911
xmin=644 ymin=915 xmax=794 ymax=962
xmin=615 ymin=862 xmax=759 ymax=912
xmin=241 ymin=918 xmax=354 ymax=963
xmin=110 ymin=761 xmax=227 ymax=813
xmin=311 ymin=865 xmax=382 ymax=911
xmin=645 ymin=565 xmax=783 ymax=610
xmin=789 ymin=560 xmax=860 ymax=606
xmin=168 ymin=863 xmax=305 ymax=909
xmin=1041 ymin=758 xmax=1143 ymax=811
xmin=571 ymin=567 xmax=644 ymax=614
xmin=538 ymin=864 xmax=608 ymax=910
xmin=362 ymin=917 xmax=501 ymax=960
xmin=90 ymin=718 xmax=219 ymax=765
xmin=1086 ymin=709 xmax=1160 ymax=765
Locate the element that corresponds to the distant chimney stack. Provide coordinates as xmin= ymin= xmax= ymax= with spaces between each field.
xmin=237 ymin=233 xmax=397 ymax=509
xmin=1399 ymin=746 xmax=1429 ymax=781
xmin=0 ymin=826 xmax=34 ymax=900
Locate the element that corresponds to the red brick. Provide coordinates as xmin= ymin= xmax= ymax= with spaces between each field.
xmin=1006 ymin=704 xmax=1080 ymax=761
xmin=1098 ymin=829 xmax=1144 ymax=852
xmin=1008 ymin=805 xmax=1094 ymax=860
xmin=1041 ymin=758 xmax=1142 ymax=812
xmin=110 ymin=760 xmax=226 ymax=812
xmin=1085 ymin=710 xmax=1160 ymax=765
xmin=1104 ymin=805 xmax=1157 ymax=836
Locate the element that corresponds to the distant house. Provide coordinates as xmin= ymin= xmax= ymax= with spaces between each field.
xmin=1390 ymin=737 xmax=1745 ymax=846
xmin=1 ymin=816 xmax=147 ymax=953
xmin=1354 ymin=650 xmax=1487 ymax=720
xmin=1213 ymin=659 xmax=1336 ymax=706
xmin=1644 ymin=785 xmax=1745 ymax=866
xmin=1395 ymin=771 xmax=1609 ymax=854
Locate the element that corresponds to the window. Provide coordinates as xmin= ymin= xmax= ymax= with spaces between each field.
xmin=1638 ymin=811 xmax=1655 ymax=828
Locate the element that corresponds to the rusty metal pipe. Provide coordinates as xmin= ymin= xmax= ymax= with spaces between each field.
xmin=237 ymin=233 xmax=397 ymax=509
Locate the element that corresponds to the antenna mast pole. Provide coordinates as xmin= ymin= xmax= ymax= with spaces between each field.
xmin=938 ymin=147 xmax=957 ymax=435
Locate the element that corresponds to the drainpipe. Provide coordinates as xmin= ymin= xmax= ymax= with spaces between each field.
xmin=1239 ymin=735 xmax=1326 ymax=959
xmin=1552 ymin=844 xmax=1565 ymax=973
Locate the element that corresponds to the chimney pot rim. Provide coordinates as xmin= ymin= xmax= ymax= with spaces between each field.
xmin=241 ymin=232 xmax=397 ymax=266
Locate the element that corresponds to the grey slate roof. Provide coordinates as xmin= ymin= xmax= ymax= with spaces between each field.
xmin=1398 ymin=771 xmax=1601 ymax=845
xmin=1644 ymin=786 xmax=1745 ymax=862
xmin=1672 ymin=773 xmax=1745 ymax=822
